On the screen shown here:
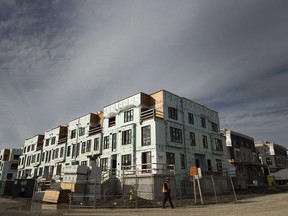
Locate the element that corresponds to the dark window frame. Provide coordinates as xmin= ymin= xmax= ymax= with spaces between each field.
xmin=202 ymin=135 xmax=208 ymax=149
xmin=124 ymin=110 xmax=134 ymax=123
xmin=170 ymin=127 xmax=183 ymax=143
xmin=122 ymin=129 xmax=132 ymax=145
xmin=188 ymin=113 xmax=194 ymax=124
xmin=168 ymin=107 xmax=178 ymax=120
xmin=142 ymin=125 xmax=151 ymax=146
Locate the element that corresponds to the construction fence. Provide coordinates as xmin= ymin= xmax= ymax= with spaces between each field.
xmin=66 ymin=165 xmax=238 ymax=208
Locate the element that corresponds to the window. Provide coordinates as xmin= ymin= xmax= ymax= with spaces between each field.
xmin=70 ymin=129 xmax=76 ymax=139
xmin=168 ymin=107 xmax=178 ymax=120
xmin=72 ymin=145 xmax=75 ymax=158
xmin=170 ymin=127 xmax=182 ymax=143
xmin=41 ymin=152 xmax=45 ymax=162
xmin=79 ymin=127 xmax=85 ymax=136
xmin=76 ymin=143 xmax=80 ymax=157
xmin=6 ymin=173 xmax=13 ymax=180
xmin=81 ymin=142 xmax=86 ymax=154
xmin=48 ymin=150 xmax=52 ymax=162
xmin=94 ymin=138 xmax=99 ymax=151
xmin=31 ymin=155 xmax=35 ymax=163
xmin=100 ymin=158 xmax=108 ymax=171
xmin=36 ymin=153 xmax=40 ymax=162
xmin=166 ymin=152 xmax=175 ymax=169
xmin=202 ymin=135 xmax=208 ymax=149
xmin=13 ymin=154 xmax=20 ymax=160
xmin=45 ymin=139 xmax=50 ymax=146
xmin=52 ymin=150 xmax=55 ymax=160
xmin=60 ymin=147 xmax=64 ymax=157
xmin=216 ymin=159 xmax=222 ymax=171
xmin=180 ymin=154 xmax=185 ymax=169
xmin=207 ymin=159 xmax=212 ymax=171
xmin=11 ymin=163 xmax=18 ymax=170
xmin=108 ymin=117 xmax=116 ymax=127
xmin=215 ymin=138 xmax=223 ymax=151
xmin=142 ymin=152 xmax=151 ymax=173
xmin=142 ymin=125 xmax=151 ymax=146
xmin=122 ymin=129 xmax=132 ymax=145
xmin=201 ymin=117 xmax=206 ymax=128
xmin=86 ymin=140 xmax=91 ymax=152
xmin=51 ymin=136 xmax=56 ymax=145
xmin=81 ymin=161 xmax=87 ymax=166
xmin=55 ymin=148 xmax=59 ymax=159
xmin=124 ymin=110 xmax=133 ymax=122
xmin=212 ymin=122 xmax=218 ymax=132
xmin=190 ymin=132 xmax=196 ymax=146
xmin=103 ymin=136 xmax=109 ymax=149
xmin=266 ymin=158 xmax=272 ymax=165
xmin=235 ymin=150 xmax=241 ymax=160
xmin=112 ymin=133 xmax=117 ymax=150
xmin=121 ymin=154 xmax=132 ymax=169
xmin=31 ymin=144 xmax=35 ymax=151
xmin=67 ymin=146 xmax=71 ymax=157
xmin=188 ymin=113 xmax=194 ymax=124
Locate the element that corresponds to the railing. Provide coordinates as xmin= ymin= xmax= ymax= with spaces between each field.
xmin=36 ymin=145 xmax=43 ymax=151
xmin=58 ymin=137 xmax=67 ymax=144
xmin=140 ymin=109 xmax=164 ymax=121
xmin=88 ymin=126 xmax=102 ymax=136
xmin=122 ymin=163 xmax=176 ymax=177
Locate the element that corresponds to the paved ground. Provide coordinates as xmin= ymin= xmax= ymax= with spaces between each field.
xmin=1 ymin=190 xmax=288 ymax=216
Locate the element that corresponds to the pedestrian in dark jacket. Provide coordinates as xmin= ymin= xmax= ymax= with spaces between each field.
xmin=162 ymin=177 xmax=175 ymax=208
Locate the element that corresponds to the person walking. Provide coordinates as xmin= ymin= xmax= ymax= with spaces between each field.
xmin=162 ymin=177 xmax=175 ymax=208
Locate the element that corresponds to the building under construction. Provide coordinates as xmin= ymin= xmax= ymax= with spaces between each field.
xmin=17 ymin=90 xmax=230 ymax=201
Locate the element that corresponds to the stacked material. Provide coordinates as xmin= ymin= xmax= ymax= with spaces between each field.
xmin=86 ymin=166 xmax=102 ymax=201
xmin=43 ymin=189 xmax=70 ymax=203
xmin=61 ymin=165 xmax=89 ymax=203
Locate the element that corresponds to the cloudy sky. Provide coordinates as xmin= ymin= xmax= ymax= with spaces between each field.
xmin=1 ymin=0 xmax=288 ymax=149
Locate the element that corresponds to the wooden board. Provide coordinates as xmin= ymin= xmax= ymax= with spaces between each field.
xmin=43 ymin=190 xmax=60 ymax=203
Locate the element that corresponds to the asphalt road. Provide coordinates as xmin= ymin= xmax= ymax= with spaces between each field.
xmin=1 ymin=192 xmax=288 ymax=216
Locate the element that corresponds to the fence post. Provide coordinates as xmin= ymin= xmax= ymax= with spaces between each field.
xmin=93 ymin=179 xmax=96 ymax=208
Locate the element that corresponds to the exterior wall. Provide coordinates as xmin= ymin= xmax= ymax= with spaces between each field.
xmin=102 ymin=93 xmax=143 ymax=177
xmin=157 ymin=91 xmax=228 ymax=179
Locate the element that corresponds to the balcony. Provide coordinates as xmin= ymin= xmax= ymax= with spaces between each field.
xmin=89 ymin=126 xmax=102 ymax=136
xmin=140 ymin=108 xmax=164 ymax=121
xmin=58 ymin=137 xmax=67 ymax=144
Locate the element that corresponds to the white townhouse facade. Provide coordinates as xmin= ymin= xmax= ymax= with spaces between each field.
xmin=18 ymin=134 xmax=44 ymax=178
xmin=39 ymin=125 xmax=68 ymax=178
xmin=98 ymin=90 xmax=228 ymax=179
xmin=66 ymin=112 xmax=103 ymax=167
xmin=18 ymin=90 xmax=228 ymax=186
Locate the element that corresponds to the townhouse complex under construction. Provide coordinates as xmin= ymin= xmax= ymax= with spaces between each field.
xmin=15 ymin=90 xmax=230 ymax=199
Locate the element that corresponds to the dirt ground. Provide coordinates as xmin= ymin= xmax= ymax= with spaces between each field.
xmin=1 ymin=187 xmax=288 ymax=215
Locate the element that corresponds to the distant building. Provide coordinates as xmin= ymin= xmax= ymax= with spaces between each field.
xmin=220 ymin=129 xmax=265 ymax=189
xmin=0 ymin=148 xmax=22 ymax=180
xmin=255 ymin=141 xmax=288 ymax=175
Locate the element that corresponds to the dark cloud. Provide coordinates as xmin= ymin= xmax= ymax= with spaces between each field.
xmin=0 ymin=0 xmax=288 ymax=149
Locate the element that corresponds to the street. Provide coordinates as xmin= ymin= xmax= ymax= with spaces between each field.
xmin=1 ymin=192 xmax=288 ymax=216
